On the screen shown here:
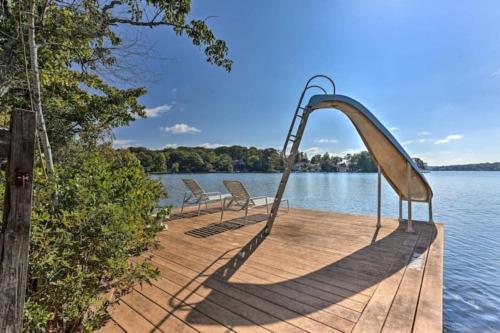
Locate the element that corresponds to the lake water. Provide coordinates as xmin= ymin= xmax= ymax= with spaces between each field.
xmin=152 ymin=171 xmax=500 ymax=332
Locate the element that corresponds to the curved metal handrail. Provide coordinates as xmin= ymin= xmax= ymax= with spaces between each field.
xmin=305 ymin=74 xmax=336 ymax=95
xmin=281 ymin=75 xmax=336 ymax=161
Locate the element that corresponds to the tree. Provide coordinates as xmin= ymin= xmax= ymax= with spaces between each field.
xmin=1 ymin=0 xmax=232 ymax=150
xmin=27 ymin=0 xmax=54 ymax=173
xmin=216 ymin=154 xmax=233 ymax=172
xmin=151 ymin=152 xmax=167 ymax=172
xmin=186 ymin=152 xmax=205 ymax=172
xmin=247 ymin=155 xmax=261 ymax=171
xmin=311 ymin=154 xmax=322 ymax=164
xmin=171 ymin=162 xmax=180 ymax=173
xmin=22 ymin=146 xmax=166 ymax=332
xmin=0 ymin=1 xmax=233 ymax=331
xmin=349 ymin=151 xmax=377 ymax=172
xmin=262 ymin=148 xmax=282 ymax=172
xmin=136 ymin=151 xmax=153 ymax=171
xmin=413 ymin=157 xmax=426 ymax=170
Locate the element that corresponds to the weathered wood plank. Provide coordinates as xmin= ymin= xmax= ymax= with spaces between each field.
xmin=413 ymin=224 xmax=443 ymax=333
xmin=134 ymin=283 xmax=234 ymax=333
xmin=351 ymin=233 xmax=420 ymax=333
xmin=120 ymin=290 xmax=199 ymax=333
xmin=0 ymin=109 xmax=37 ymax=333
xmin=382 ymin=228 xmax=433 ymax=333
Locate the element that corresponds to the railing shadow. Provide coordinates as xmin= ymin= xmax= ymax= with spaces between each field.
xmin=185 ymin=214 xmax=268 ymax=238
xmin=181 ymin=220 xmax=437 ymax=327
xmin=168 ymin=207 xmax=223 ymax=221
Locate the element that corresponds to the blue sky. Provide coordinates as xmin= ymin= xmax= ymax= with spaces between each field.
xmin=113 ymin=1 xmax=500 ymax=165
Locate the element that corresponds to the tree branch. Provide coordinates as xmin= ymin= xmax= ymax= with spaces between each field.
xmin=108 ymin=17 xmax=191 ymax=31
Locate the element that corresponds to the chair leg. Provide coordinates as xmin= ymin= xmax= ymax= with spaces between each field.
xmin=244 ymin=205 xmax=248 ymax=223
xmin=181 ymin=193 xmax=186 ymax=213
xmin=197 ymin=201 xmax=202 ymax=216
xmin=220 ymin=199 xmax=225 ymax=221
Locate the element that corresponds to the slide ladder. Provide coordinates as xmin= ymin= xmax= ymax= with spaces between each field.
xmin=265 ymin=75 xmax=335 ymax=233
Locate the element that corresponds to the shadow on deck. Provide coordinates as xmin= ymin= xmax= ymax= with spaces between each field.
xmin=101 ymin=207 xmax=443 ymax=333
xmin=182 ymin=220 xmax=436 ymax=328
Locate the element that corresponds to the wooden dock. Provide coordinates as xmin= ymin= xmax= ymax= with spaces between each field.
xmin=97 ymin=205 xmax=443 ymax=333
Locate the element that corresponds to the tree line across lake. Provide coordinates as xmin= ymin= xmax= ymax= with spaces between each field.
xmin=430 ymin=162 xmax=500 ymax=171
xmin=126 ymin=146 xmax=385 ymax=173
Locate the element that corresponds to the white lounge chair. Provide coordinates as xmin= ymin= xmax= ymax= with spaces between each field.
xmin=181 ymin=179 xmax=232 ymax=215
xmin=221 ymin=180 xmax=289 ymax=222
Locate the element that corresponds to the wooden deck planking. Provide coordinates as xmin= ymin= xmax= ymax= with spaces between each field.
xmin=98 ymin=206 xmax=443 ymax=333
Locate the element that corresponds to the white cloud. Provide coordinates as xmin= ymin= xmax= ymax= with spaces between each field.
xmin=113 ymin=139 xmax=136 ymax=148
xmin=402 ymin=140 xmax=414 ymax=145
xmin=434 ymin=134 xmax=464 ymax=144
xmin=303 ymin=147 xmax=364 ymax=157
xmin=314 ymin=138 xmax=338 ymax=144
xmin=304 ymin=147 xmax=323 ymax=155
xmin=418 ymin=131 xmax=430 ymax=136
xmin=417 ymin=138 xmax=433 ymax=143
xmin=171 ymin=88 xmax=177 ymax=93
xmin=161 ymin=123 xmax=201 ymax=134
xmin=164 ymin=143 xmax=179 ymax=149
xmin=199 ymin=143 xmax=226 ymax=149
xmin=144 ymin=104 xmax=173 ymax=118
xmin=492 ymin=69 xmax=500 ymax=76
xmin=389 ymin=126 xmax=399 ymax=132
xmin=335 ymin=148 xmax=363 ymax=156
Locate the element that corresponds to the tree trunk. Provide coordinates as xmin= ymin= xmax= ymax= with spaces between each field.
xmin=27 ymin=0 xmax=54 ymax=173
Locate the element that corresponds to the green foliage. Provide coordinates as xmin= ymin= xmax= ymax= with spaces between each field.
xmin=0 ymin=0 xmax=232 ymax=149
xmin=348 ymin=151 xmax=377 ymax=172
xmin=413 ymin=157 xmax=427 ymax=170
xmin=310 ymin=154 xmax=322 ymax=164
xmin=128 ymin=145 xmax=284 ymax=173
xmin=1 ymin=1 xmax=231 ymax=331
xmin=171 ymin=162 xmax=180 ymax=173
xmin=22 ymin=146 xmax=167 ymax=332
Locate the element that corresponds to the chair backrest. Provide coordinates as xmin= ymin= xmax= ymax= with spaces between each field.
xmin=182 ymin=179 xmax=204 ymax=199
xmin=223 ymin=180 xmax=251 ymax=205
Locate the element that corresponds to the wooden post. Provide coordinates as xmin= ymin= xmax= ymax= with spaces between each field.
xmin=0 ymin=109 xmax=37 ymax=333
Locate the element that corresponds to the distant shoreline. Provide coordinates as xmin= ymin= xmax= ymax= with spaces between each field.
xmin=149 ymin=169 xmax=500 ymax=175
xmin=429 ymin=162 xmax=500 ymax=171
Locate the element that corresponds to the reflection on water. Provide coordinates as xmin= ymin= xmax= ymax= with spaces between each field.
xmin=152 ymin=171 xmax=500 ymax=333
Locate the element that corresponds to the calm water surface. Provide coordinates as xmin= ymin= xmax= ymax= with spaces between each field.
xmin=152 ymin=171 xmax=500 ymax=332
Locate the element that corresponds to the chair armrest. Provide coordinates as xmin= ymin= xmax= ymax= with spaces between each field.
xmin=250 ymin=195 xmax=268 ymax=200
xmin=203 ymin=191 xmax=221 ymax=196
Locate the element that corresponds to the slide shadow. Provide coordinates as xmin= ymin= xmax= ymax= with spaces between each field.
xmin=181 ymin=220 xmax=437 ymax=327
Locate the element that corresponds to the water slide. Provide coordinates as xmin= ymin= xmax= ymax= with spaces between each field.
xmin=266 ymin=75 xmax=433 ymax=233
xmin=307 ymin=93 xmax=433 ymax=203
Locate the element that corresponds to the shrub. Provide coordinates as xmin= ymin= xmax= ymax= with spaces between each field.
xmin=21 ymin=145 xmax=167 ymax=332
